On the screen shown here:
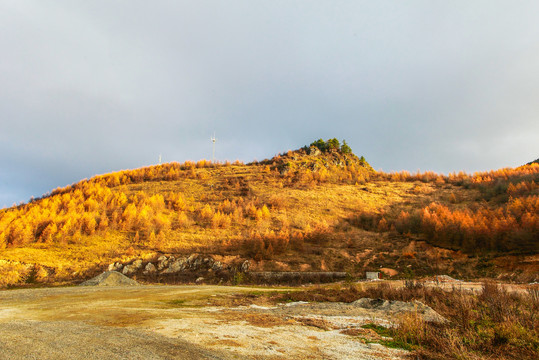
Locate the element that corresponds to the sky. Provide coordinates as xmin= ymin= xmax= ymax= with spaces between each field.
xmin=1 ymin=1 xmax=538 ymax=208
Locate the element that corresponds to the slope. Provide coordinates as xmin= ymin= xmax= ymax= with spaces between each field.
xmin=0 ymin=140 xmax=538 ymax=286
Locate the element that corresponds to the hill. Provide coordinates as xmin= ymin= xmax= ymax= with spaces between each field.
xmin=0 ymin=139 xmax=538 ymax=287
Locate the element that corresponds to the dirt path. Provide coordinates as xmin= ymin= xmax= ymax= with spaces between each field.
xmin=0 ymin=320 xmax=233 ymax=360
xmin=0 ymin=285 xmax=407 ymax=360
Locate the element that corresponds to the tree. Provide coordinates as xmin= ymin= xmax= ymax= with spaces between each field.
xmin=340 ymin=140 xmax=352 ymax=154
xmin=327 ymin=138 xmax=340 ymax=151
xmin=359 ymin=156 xmax=366 ymax=165
xmin=310 ymin=139 xmax=327 ymax=152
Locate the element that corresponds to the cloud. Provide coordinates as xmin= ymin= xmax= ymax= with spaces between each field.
xmin=1 ymin=1 xmax=538 ymax=207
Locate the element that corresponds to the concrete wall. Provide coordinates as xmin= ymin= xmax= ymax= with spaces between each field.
xmin=366 ymin=271 xmax=381 ymax=280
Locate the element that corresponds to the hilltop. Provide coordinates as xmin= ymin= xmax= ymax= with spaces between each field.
xmin=0 ymin=139 xmax=538 ymax=287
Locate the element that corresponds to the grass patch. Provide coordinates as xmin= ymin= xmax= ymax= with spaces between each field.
xmin=166 ymin=299 xmax=189 ymax=307
xmin=379 ymin=339 xmax=415 ymax=351
xmin=360 ymin=323 xmax=415 ymax=351
xmin=361 ymin=323 xmax=392 ymax=337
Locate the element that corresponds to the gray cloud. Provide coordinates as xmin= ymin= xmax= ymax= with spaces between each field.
xmin=1 ymin=1 xmax=539 ymax=207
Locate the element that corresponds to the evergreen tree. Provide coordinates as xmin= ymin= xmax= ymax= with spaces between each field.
xmin=310 ymin=139 xmax=327 ymax=152
xmin=327 ymin=138 xmax=340 ymax=151
xmin=340 ymin=140 xmax=352 ymax=154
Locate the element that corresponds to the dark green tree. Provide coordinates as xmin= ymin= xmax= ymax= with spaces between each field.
xmin=340 ymin=140 xmax=352 ymax=154
xmin=327 ymin=138 xmax=340 ymax=151
xmin=310 ymin=139 xmax=327 ymax=152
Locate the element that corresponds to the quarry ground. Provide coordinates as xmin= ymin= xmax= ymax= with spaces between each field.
xmin=0 ymin=284 xmax=411 ymax=360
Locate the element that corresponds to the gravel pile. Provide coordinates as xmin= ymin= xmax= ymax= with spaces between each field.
xmin=79 ymin=271 xmax=139 ymax=286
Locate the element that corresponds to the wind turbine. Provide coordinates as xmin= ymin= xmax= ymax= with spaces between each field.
xmin=211 ymin=133 xmax=217 ymax=163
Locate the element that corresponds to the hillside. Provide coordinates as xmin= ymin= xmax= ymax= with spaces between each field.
xmin=0 ymin=139 xmax=538 ymax=287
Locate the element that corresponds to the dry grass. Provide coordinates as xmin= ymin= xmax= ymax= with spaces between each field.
xmin=0 ymin=149 xmax=536 ymax=286
xmin=1 ymin=160 xmax=448 ymax=284
xmin=268 ymin=281 xmax=539 ymax=360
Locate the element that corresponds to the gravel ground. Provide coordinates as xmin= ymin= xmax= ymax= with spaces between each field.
xmin=0 ymin=320 xmax=238 ymax=360
xmin=0 ymin=285 xmax=407 ymax=360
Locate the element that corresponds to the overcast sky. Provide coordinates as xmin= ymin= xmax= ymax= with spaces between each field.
xmin=1 ymin=1 xmax=538 ymax=208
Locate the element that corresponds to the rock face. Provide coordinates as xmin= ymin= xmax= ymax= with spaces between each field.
xmin=79 ymin=271 xmax=139 ymax=286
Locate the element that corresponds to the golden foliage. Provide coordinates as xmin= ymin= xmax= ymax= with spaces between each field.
xmin=0 ymin=149 xmax=537 ymax=286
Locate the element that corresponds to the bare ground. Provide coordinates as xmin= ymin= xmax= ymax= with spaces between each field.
xmin=0 ymin=285 xmax=407 ymax=360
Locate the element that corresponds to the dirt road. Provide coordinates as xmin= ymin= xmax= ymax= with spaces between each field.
xmin=0 ymin=285 xmax=406 ymax=360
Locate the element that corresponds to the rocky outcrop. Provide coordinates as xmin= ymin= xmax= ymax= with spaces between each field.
xmin=162 ymin=258 xmax=186 ymax=273
xmin=308 ymin=146 xmax=321 ymax=156
xmin=108 ymin=254 xmax=229 ymax=280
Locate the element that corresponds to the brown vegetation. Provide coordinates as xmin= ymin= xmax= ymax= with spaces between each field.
xmin=261 ymin=281 xmax=539 ymax=360
xmin=0 ymin=142 xmax=537 ymax=286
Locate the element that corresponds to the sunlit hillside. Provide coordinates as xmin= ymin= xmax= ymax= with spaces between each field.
xmin=0 ymin=139 xmax=538 ymax=287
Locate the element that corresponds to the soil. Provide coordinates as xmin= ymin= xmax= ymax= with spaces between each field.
xmin=0 ymin=285 xmax=408 ymax=360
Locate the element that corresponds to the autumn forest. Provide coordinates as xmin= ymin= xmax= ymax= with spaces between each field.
xmin=0 ymin=139 xmax=537 ymax=286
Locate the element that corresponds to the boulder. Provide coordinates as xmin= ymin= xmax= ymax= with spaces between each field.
xmin=163 ymin=258 xmax=186 ymax=273
xmin=158 ymin=256 xmax=174 ymax=271
xmin=380 ymin=268 xmax=399 ymax=277
xmin=143 ymin=262 xmax=156 ymax=275
xmin=212 ymin=261 xmax=223 ymax=271
xmin=191 ymin=257 xmax=202 ymax=270
xmin=122 ymin=264 xmax=136 ymax=275
xmin=107 ymin=262 xmax=123 ymax=272
xmin=186 ymin=254 xmax=198 ymax=266
xmin=241 ymin=260 xmax=251 ymax=273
